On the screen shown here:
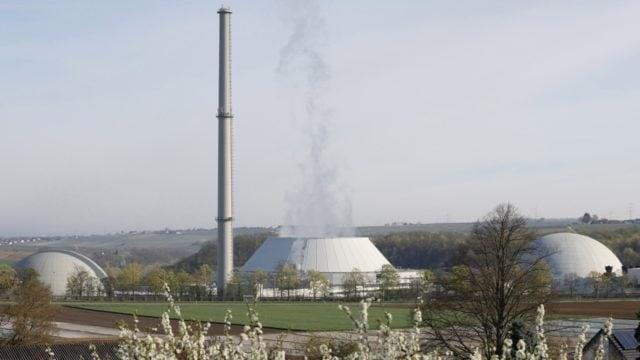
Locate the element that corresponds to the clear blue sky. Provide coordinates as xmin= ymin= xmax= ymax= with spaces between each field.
xmin=1 ymin=0 xmax=639 ymax=236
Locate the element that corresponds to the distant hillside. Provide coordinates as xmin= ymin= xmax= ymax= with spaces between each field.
xmin=371 ymin=232 xmax=468 ymax=269
xmin=171 ymin=232 xmax=274 ymax=272
xmin=3 ymin=227 xmax=270 ymax=251
xmin=169 ymin=222 xmax=640 ymax=272
xmin=172 ymin=231 xmax=470 ymax=271
xmin=356 ymin=218 xmax=581 ymax=237
xmin=3 ymin=220 xmax=637 ymax=269
xmin=0 ymin=227 xmax=272 ymax=268
xmin=0 ymin=219 xmax=587 ymax=253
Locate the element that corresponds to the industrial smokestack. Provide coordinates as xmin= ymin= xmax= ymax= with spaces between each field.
xmin=216 ymin=6 xmax=233 ymax=295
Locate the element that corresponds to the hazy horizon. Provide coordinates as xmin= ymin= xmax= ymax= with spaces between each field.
xmin=2 ymin=1 xmax=639 ymax=236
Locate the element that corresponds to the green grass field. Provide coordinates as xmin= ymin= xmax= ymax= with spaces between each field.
xmin=69 ymin=302 xmax=415 ymax=331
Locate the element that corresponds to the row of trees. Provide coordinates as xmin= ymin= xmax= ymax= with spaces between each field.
xmin=563 ymin=269 xmax=633 ymax=298
xmin=65 ymin=265 xmax=104 ymax=298
xmin=371 ymin=232 xmax=468 ymax=269
xmin=173 ymin=232 xmax=466 ymax=276
xmin=165 ymin=220 xmax=640 ymax=289
xmin=222 ymin=264 xmax=435 ymax=301
xmin=172 ymin=233 xmax=271 ymax=272
xmin=62 ymin=258 xmax=436 ymax=301
xmin=65 ymin=263 xmax=214 ymax=300
xmin=223 ymin=266 xmax=335 ymax=300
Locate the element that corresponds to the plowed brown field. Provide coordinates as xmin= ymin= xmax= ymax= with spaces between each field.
xmin=547 ymin=300 xmax=640 ymax=319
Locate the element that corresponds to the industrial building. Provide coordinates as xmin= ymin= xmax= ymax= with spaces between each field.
xmin=15 ymin=249 xmax=107 ymax=297
xmin=243 ymin=236 xmax=394 ymax=285
xmin=534 ymin=232 xmax=623 ymax=281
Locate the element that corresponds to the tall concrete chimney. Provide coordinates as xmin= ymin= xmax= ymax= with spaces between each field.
xmin=216 ymin=6 xmax=233 ymax=296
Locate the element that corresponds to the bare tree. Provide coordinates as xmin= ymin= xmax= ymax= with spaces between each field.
xmin=616 ymin=274 xmax=632 ymax=297
xmin=563 ymin=272 xmax=579 ymax=297
xmin=342 ymin=268 xmax=364 ymax=299
xmin=423 ymin=204 xmax=552 ymax=358
xmin=587 ymin=271 xmax=602 ymax=298
xmin=66 ymin=265 xmax=94 ymax=299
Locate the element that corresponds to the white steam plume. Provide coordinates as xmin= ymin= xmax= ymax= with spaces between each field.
xmin=277 ymin=0 xmax=354 ymax=238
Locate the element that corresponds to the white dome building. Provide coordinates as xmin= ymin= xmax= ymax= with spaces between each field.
xmin=535 ymin=232 xmax=623 ymax=280
xmin=15 ymin=250 xmax=107 ymax=296
xmin=243 ymin=237 xmax=392 ymax=284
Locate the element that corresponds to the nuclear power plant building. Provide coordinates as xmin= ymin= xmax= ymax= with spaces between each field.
xmin=243 ymin=237 xmax=393 ymax=285
xmin=15 ymin=250 xmax=108 ymax=297
xmin=534 ymin=232 xmax=623 ymax=281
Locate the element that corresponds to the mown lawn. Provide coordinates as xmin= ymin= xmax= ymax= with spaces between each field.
xmin=68 ymin=302 xmax=415 ymax=331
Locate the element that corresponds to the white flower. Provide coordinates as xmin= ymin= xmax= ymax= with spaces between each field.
xmin=573 ymin=324 xmax=589 ymax=360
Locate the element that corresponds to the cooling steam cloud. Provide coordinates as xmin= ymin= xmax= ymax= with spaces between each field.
xmin=277 ymin=0 xmax=354 ymax=238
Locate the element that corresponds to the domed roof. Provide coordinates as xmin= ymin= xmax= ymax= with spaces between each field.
xmin=15 ymin=250 xmax=107 ymax=296
xmin=535 ymin=232 xmax=622 ymax=279
xmin=243 ymin=237 xmax=391 ymax=274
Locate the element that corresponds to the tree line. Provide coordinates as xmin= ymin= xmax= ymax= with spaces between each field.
xmin=171 ymin=233 xmax=272 ymax=272
xmin=65 ymin=263 xmax=215 ymax=301
xmin=165 ymin=225 xmax=640 ymax=275
xmin=173 ymin=231 xmax=469 ymax=273
xmin=218 ymin=264 xmax=435 ymax=301
xmin=63 ymin=259 xmax=435 ymax=301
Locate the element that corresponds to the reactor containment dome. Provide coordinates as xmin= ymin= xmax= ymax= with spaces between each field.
xmin=15 ymin=250 xmax=108 ymax=296
xmin=243 ymin=237 xmax=392 ymax=284
xmin=535 ymin=232 xmax=623 ymax=280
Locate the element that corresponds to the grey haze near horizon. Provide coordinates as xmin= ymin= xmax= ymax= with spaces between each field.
xmin=1 ymin=1 xmax=639 ymax=236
